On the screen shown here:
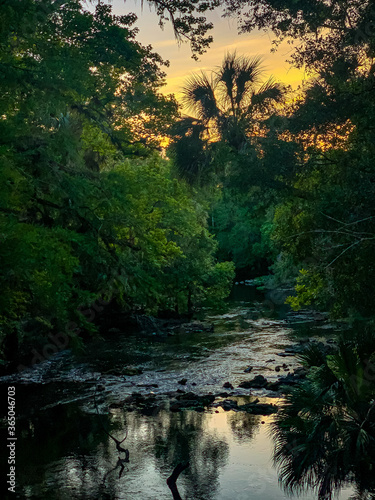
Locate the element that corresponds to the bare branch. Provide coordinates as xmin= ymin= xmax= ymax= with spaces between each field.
xmin=167 ymin=462 xmax=189 ymax=500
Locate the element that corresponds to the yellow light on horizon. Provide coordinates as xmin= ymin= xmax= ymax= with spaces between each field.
xmin=108 ymin=0 xmax=307 ymax=106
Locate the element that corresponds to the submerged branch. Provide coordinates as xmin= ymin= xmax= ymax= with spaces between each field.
xmin=167 ymin=462 xmax=189 ymax=500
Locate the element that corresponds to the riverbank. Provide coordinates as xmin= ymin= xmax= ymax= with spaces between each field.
xmin=0 ymin=285 xmax=351 ymax=499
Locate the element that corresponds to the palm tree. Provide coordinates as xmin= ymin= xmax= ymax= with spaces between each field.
xmin=181 ymin=52 xmax=285 ymax=151
xmin=272 ymin=335 xmax=375 ymax=500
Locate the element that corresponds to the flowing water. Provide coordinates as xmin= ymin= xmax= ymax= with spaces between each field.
xmin=0 ymin=286 xmax=354 ymax=499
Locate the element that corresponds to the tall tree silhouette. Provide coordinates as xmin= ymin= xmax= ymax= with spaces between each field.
xmin=170 ymin=53 xmax=285 ymax=185
xmin=182 ymin=52 xmax=285 ymax=151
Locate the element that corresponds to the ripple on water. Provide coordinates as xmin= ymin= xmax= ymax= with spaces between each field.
xmin=0 ymin=289 xmax=349 ymax=499
xmin=8 ymin=402 xmax=354 ymax=500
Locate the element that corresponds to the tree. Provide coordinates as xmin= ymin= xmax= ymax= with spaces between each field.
xmin=169 ymin=54 xmax=292 ymax=274
xmin=223 ymin=0 xmax=375 ymax=73
xmin=272 ymin=334 xmax=375 ymax=499
xmin=0 ymin=0 xmax=234 ymax=365
xmin=169 ymin=53 xmax=287 ymax=190
xmin=146 ymin=0 xmax=221 ymax=59
xmin=181 ymin=52 xmax=285 ymax=151
xmin=146 ymin=0 xmax=375 ymax=73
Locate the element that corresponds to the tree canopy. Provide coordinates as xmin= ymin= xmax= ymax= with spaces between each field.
xmin=0 ymin=0 xmax=235 ymax=365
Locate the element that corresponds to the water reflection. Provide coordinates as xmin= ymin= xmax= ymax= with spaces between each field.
xmin=0 ymin=286 xmax=361 ymax=500
xmin=6 ymin=398 xmax=273 ymax=500
xmin=2 ymin=389 xmax=356 ymax=500
xmin=228 ymin=410 xmax=261 ymax=441
xmin=155 ymin=410 xmax=230 ymax=499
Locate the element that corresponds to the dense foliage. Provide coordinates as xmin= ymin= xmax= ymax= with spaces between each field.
xmin=1 ymin=0 xmax=375 ymax=389
xmin=167 ymin=1 xmax=375 ymax=318
xmin=2 ymin=0 xmax=375 ymax=496
xmin=0 ymin=0 xmax=234 ymax=364
xmin=273 ymin=333 xmax=375 ymax=499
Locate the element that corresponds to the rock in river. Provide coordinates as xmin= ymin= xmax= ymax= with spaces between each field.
xmin=266 ymin=372 xmax=302 ymax=391
xmin=123 ymin=367 xmax=143 ymax=376
xmin=221 ymin=400 xmax=238 ymax=411
xmin=180 ymin=321 xmax=214 ymax=333
xmin=237 ymin=402 xmax=278 ymax=415
xmin=223 ymin=382 xmax=234 ymax=389
xmin=170 ymin=392 xmax=216 ymax=412
xmin=238 ymin=375 xmax=268 ymax=389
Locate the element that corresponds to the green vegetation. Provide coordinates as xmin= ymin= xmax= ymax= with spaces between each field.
xmin=0 ymin=0 xmax=234 ymax=363
xmin=159 ymin=4 xmax=375 ymax=494
xmin=2 ymin=0 xmax=375 ymax=359
xmin=273 ymin=333 xmax=375 ymax=499
xmin=2 ymin=0 xmax=375 ymax=497
xmin=1 ymin=0 xmax=375 ymax=389
xmin=169 ymin=0 xmax=375 ymax=319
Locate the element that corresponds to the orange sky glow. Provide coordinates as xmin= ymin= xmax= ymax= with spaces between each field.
xmin=107 ymin=0 xmax=307 ymax=103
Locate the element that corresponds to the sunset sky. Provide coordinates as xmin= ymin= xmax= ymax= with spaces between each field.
xmin=108 ymin=0 xmax=307 ymax=102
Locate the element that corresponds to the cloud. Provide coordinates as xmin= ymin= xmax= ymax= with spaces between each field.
xmin=112 ymin=0 xmax=307 ymax=97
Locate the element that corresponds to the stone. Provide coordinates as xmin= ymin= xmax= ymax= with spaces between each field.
xmin=177 ymin=392 xmax=195 ymax=400
xmin=238 ymin=375 xmax=267 ymax=389
xmin=294 ymin=367 xmax=308 ymax=378
xmin=181 ymin=321 xmax=214 ymax=333
xmin=178 ymin=378 xmax=188 ymax=385
xmin=284 ymin=345 xmax=305 ymax=354
xmin=221 ymin=400 xmax=238 ymax=411
xmin=223 ymin=382 xmax=234 ymax=389
xmin=176 ymin=392 xmax=215 ymax=407
xmin=266 ymin=373 xmax=300 ymax=391
xmin=237 ymin=402 xmax=278 ymax=415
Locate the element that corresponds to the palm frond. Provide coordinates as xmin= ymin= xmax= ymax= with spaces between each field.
xmin=250 ymin=78 xmax=285 ymax=110
xmin=272 ymin=332 xmax=375 ymax=500
xmin=170 ymin=115 xmax=206 ymax=139
xmin=181 ymin=72 xmax=219 ymax=123
xmin=215 ymin=52 xmax=237 ymax=110
xmin=215 ymin=53 xmax=264 ymax=111
xmin=297 ymin=343 xmax=328 ymax=368
xmin=181 ymin=52 xmax=285 ymax=151
xmin=234 ymin=55 xmax=263 ymax=106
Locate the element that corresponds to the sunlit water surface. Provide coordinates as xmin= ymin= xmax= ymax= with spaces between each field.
xmin=0 ymin=286 xmax=354 ymax=499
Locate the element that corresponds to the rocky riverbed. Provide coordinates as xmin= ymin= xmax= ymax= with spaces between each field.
xmin=0 ymin=285 xmax=352 ymax=500
xmin=0 ymin=309 xmax=339 ymax=409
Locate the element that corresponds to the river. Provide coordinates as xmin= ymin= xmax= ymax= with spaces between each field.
xmin=0 ymin=285 xmax=354 ymax=499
